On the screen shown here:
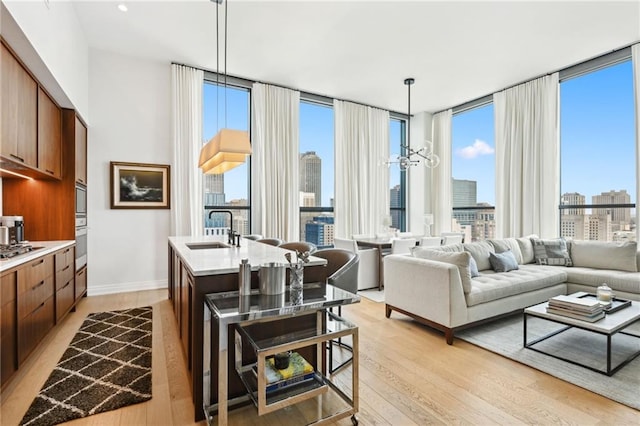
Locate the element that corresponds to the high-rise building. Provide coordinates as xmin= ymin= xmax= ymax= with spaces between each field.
xmin=203 ymin=174 xmax=226 ymax=229
xmin=204 ymin=174 xmax=224 ymax=194
xmin=300 ymin=192 xmax=315 ymax=207
xmin=305 ymin=215 xmax=334 ymax=247
xmin=561 ymin=192 xmax=585 ymax=215
xmin=452 ymin=179 xmax=477 ymax=208
xmin=592 ymin=190 xmax=631 ymax=224
xmin=300 ymin=151 xmax=322 ymax=207
xmin=390 ymin=184 xmax=402 ymax=230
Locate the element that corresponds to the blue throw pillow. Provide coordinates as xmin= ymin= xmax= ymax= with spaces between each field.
xmin=489 ymin=250 xmax=519 ymax=272
xmin=469 ymin=256 xmax=480 ymax=277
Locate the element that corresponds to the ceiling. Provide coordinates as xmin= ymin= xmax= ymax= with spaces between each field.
xmin=71 ymin=0 xmax=640 ymax=114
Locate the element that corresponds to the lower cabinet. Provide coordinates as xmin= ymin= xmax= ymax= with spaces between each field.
xmin=1 ymin=271 xmax=17 ymax=388
xmin=1 ymin=244 xmax=81 ymax=390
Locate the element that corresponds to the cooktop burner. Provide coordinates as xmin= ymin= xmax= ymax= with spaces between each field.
xmin=0 ymin=243 xmax=34 ymax=259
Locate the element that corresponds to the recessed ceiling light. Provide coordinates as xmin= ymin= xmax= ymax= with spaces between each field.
xmin=118 ymin=4 xmax=128 ymax=12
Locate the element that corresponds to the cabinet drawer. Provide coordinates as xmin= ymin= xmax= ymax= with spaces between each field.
xmin=1 ymin=271 xmax=16 ymax=305
xmin=56 ymin=263 xmax=74 ymax=291
xmin=19 ymin=256 xmax=54 ymax=293
xmin=75 ymin=267 xmax=87 ymax=300
xmin=55 ymin=279 xmax=74 ymax=322
xmin=55 ymin=247 xmax=74 ymax=273
xmin=18 ymin=295 xmax=54 ymax=363
xmin=18 ymin=276 xmax=54 ymax=320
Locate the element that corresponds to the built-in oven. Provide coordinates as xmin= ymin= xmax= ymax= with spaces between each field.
xmin=75 ymin=184 xmax=87 ymax=227
xmin=76 ymin=226 xmax=87 ymax=271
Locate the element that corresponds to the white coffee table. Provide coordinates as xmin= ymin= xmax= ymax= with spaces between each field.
xmin=524 ymin=294 xmax=640 ymax=376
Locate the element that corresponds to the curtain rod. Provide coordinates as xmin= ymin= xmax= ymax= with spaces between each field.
xmin=440 ymin=41 xmax=638 ymax=116
xmin=171 ymin=61 xmax=407 ymax=118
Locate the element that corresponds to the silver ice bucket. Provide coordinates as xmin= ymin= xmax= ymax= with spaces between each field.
xmin=258 ymin=262 xmax=286 ymax=295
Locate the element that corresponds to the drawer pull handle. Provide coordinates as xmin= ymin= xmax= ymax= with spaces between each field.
xmin=64 ymin=249 xmax=70 ymax=254
xmin=46 ymin=169 xmax=54 ymax=174
xmin=32 ymin=259 xmax=44 ymax=267
xmin=33 ymin=301 xmax=46 ymax=313
xmin=62 ymin=265 xmax=70 ymax=272
xmin=32 ymin=280 xmax=45 ymax=291
xmin=10 ymin=153 xmax=25 ymax=162
xmin=62 ymin=281 xmax=71 ymax=289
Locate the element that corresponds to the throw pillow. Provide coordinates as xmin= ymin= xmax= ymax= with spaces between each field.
xmin=488 ymin=238 xmax=524 ymax=264
xmin=569 ymin=240 xmax=637 ymax=272
xmin=469 ymin=256 xmax=480 ymax=278
xmin=531 ymin=237 xmax=572 ymax=266
xmin=516 ymin=234 xmax=538 ymax=264
xmin=412 ymin=247 xmax=473 ymax=293
xmin=489 ymin=250 xmax=519 ymax=272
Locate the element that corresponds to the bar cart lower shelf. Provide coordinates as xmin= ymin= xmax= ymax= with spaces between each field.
xmin=203 ymin=286 xmax=360 ymax=425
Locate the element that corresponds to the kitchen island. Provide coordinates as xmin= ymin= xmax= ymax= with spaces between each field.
xmin=168 ymin=236 xmax=327 ymax=421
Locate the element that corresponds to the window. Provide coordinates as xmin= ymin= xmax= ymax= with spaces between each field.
xmin=389 ymin=117 xmax=406 ymax=231
xmin=451 ymin=103 xmax=495 ymax=242
xmin=299 ymin=100 xmax=334 ymax=247
xmin=202 ymin=79 xmax=251 ymax=236
xmin=560 ymin=59 xmax=635 ymax=242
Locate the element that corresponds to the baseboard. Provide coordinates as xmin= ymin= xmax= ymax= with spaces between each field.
xmin=87 ymin=279 xmax=168 ymax=296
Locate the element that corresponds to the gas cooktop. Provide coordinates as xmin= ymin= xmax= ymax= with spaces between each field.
xmin=0 ymin=243 xmax=34 ymax=259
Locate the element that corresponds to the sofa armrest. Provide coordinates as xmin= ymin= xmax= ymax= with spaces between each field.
xmin=383 ymin=254 xmax=468 ymax=328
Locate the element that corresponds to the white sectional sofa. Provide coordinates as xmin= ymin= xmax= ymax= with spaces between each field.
xmin=383 ymin=237 xmax=640 ymax=344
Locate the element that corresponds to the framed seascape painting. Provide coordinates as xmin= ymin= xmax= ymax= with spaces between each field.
xmin=110 ymin=161 xmax=170 ymax=209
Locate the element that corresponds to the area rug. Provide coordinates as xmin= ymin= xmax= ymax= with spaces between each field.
xmin=20 ymin=307 xmax=153 ymax=426
xmin=358 ymin=288 xmax=385 ymax=303
xmin=456 ymin=313 xmax=640 ymax=410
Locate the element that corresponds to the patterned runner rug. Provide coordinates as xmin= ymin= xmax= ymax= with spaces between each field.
xmin=20 ymin=307 xmax=153 ymax=426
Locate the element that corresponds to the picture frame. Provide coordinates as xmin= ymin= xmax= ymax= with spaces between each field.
xmin=110 ymin=161 xmax=170 ymax=209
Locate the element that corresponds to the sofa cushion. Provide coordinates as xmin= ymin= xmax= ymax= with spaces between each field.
xmin=432 ymin=243 xmax=464 ymax=253
xmin=469 ymin=256 xmax=480 ymax=277
xmin=531 ymin=237 xmax=572 ymax=266
xmin=489 ymin=238 xmax=524 ymax=264
xmin=489 ymin=250 xmax=519 ymax=272
xmin=412 ymin=247 xmax=473 ymax=293
xmin=466 ymin=265 xmax=568 ymax=306
xmin=564 ymin=267 xmax=640 ymax=295
xmin=516 ymin=235 xmax=538 ymax=264
xmin=464 ymin=241 xmax=495 ymax=271
xmin=569 ymin=240 xmax=638 ymax=272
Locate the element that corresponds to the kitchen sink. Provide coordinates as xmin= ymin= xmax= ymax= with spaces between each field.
xmin=185 ymin=242 xmax=231 ymax=250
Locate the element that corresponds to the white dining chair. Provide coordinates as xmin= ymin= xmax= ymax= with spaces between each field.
xmin=334 ymin=237 xmax=379 ymax=290
xmin=391 ymin=237 xmax=417 ymax=255
xmin=420 ymin=236 xmax=442 ymax=247
xmin=442 ymin=233 xmax=464 ymax=245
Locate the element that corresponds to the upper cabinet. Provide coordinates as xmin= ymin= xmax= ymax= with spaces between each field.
xmin=1 ymin=43 xmax=37 ymax=169
xmin=38 ymin=89 xmax=62 ymax=179
xmin=74 ymin=115 xmax=87 ymax=185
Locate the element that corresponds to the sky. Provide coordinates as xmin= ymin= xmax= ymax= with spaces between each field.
xmin=204 ymin=59 xmax=636 ymax=208
xmin=452 ymin=59 xmax=635 ymax=207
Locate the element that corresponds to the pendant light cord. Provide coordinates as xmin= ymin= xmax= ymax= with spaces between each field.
xmin=215 ymin=2 xmax=220 ymax=132
xmin=224 ymin=0 xmax=228 ymax=128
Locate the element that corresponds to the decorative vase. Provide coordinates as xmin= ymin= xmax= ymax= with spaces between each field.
xmin=290 ymin=263 xmax=304 ymax=305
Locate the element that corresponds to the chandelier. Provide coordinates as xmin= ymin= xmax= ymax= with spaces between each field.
xmin=386 ymin=78 xmax=440 ymax=170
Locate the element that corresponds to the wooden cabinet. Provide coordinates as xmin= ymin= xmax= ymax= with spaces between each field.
xmin=55 ymin=246 xmax=75 ymax=321
xmin=38 ymin=88 xmax=62 ymax=179
xmin=17 ymin=254 xmax=55 ymax=363
xmin=1 ymin=271 xmax=17 ymax=389
xmin=74 ymin=115 xmax=88 ymax=185
xmin=75 ymin=267 xmax=87 ymax=302
xmin=1 ymin=43 xmax=37 ymax=169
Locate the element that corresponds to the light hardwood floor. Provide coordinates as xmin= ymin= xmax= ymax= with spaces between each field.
xmin=1 ymin=289 xmax=638 ymax=425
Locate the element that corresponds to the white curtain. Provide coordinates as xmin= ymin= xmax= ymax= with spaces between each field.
xmin=251 ymin=83 xmax=300 ymax=241
xmin=494 ymin=73 xmax=559 ymax=238
xmin=632 ymin=44 xmax=640 ymax=243
xmin=334 ymin=100 xmax=390 ymax=238
xmin=429 ymin=109 xmax=453 ymax=235
xmin=170 ymin=64 xmax=204 ymax=236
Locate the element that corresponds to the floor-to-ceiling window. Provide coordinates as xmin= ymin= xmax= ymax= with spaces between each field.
xmin=202 ymin=76 xmax=251 ymax=236
xmin=560 ymin=56 xmax=635 ymax=242
xmin=389 ymin=117 xmax=406 ymax=231
xmin=299 ymin=100 xmax=334 ymax=247
xmin=451 ymin=102 xmax=495 ymax=242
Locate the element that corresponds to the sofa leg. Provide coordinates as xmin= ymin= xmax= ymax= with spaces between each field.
xmin=385 ymin=304 xmax=392 ymax=318
xmin=445 ymin=329 xmax=454 ymax=345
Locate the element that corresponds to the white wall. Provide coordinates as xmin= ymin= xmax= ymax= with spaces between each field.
xmin=87 ymin=49 xmax=171 ymax=295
